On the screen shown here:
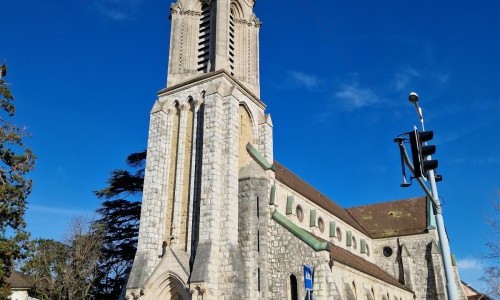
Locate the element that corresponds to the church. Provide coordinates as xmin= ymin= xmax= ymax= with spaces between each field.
xmin=124 ymin=0 xmax=467 ymax=299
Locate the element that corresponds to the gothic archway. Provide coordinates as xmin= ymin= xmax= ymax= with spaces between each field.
xmin=144 ymin=273 xmax=192 ymax=300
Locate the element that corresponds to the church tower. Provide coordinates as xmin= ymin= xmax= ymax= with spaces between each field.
xmin=167 ymin=0 xmax=261 ymax=97
xmin=125 ymin=0 xmax=273 ymax=298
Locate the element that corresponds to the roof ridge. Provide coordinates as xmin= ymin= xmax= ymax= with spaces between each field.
xmin=346 ymin=196 xmax=426 ymax=210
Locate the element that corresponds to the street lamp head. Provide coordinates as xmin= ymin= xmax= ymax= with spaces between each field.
xmin=409 ymin=92 xmax=419 ymax=104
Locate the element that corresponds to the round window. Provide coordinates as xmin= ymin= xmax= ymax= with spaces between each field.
xmin=336 ymin=227 xmax=342 ymax=242
xmin=296 ymin=205 xmax=304 ymax=222
xmin=318 ymin=217 xmax=325 ymax=232
xmin=383 ymin=246 xmax=393 ymax=257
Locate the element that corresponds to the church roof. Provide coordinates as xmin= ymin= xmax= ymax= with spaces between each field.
xmin=329 ymin=243 xmax=413 ymax=293
xmin=461 ymin=281 xmax=494 ymax=300
xmin=273 ymin=162 xmax=428 ymax=240
xmin=274 ymin=161 xmax=369 ymax=236
xmin=347 ymin=197 xmax=428 ymax=238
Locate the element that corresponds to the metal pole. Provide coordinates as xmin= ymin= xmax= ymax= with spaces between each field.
xmin=396 ymin=134 xmax=458 ymax=300
xmin=414 ymin=101 xmax=458 ymax=300
xmin=427 ymin=168 xmax=458 ymax=300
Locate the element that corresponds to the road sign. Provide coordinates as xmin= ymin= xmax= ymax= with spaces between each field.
xmin=304 ymin=265 xmax=313 ymax=290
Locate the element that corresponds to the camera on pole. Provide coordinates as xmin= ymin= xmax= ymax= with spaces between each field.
xmin=408 ymin=128 xmax=438 ymax=179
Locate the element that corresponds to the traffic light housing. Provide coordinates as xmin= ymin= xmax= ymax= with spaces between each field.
xmin=409 ymin=129 xmax=438 ymax=179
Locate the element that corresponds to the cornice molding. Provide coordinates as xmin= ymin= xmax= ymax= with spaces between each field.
xmin=159 ymin=69 xmax=266 ymax=110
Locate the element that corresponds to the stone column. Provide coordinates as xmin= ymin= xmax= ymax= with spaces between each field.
xmin=430 ymin=241 xmax=447 ymax=300
xmin=170 ymin=103 xmax=189 ymax=248
xmin=127 ymin=103 xmax=170 ymax=290
xmin=214 ymin=0 xmax=231 ymax=72
xmin=218 ymin=94 xmax=240 ymax=299
xmin=258 ymin=113 xmax=273 ymax=163
xmin=400 ymin=244 xmax=415 ymax=291
xmin=190 ymin=90 xmax=225 ymax=298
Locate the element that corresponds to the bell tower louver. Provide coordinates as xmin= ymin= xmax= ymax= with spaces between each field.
xmin=167 ymin=0 xmax=261 ymax=97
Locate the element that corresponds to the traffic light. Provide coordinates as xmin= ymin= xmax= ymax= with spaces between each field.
xmin=408 ymin=129 xmax=438 ymax=179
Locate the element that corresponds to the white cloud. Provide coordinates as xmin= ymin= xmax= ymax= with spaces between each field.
xmin=92 ymin=0 xmax=143 ymax=20
xmin=457 ymin=258 xmax=483 ymax=270
xmin=29 ymin=204 xmax=92 ymax=216
xmin=334 ymin=82 xmax=376 ymax=111
xmin=432 ymin=72 xmax=450 ymax=86
xmin=392 ymin=67 xmax=421 ymax=92
xmin=449 ymin=157 xmax=500 ymax=166
xmin=391 ymin=67 xmax=450 ymax=92
xmin=289 ymin=71 xmax=319 ymax=90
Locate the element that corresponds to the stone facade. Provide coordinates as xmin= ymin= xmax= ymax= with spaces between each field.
xmin=124 ymin=0 xmax=467 ymax=299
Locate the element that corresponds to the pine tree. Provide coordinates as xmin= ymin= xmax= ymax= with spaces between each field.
xmin=93 ymin=151 xmax=145 ymax=299
xmin=0 ymin=64 xmax=36 ymax=297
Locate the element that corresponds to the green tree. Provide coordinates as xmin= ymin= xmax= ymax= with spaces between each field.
xmin=93 ymin=150 xmax=145 ymax=299
xmin=0 ymin=64 xmax=36 ymax=297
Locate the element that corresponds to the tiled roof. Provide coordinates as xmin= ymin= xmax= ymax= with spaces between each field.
xmin=347 ymin=197 xmax=428 ymax=238
xmin=461 ymin=281 xmax=493 ymax=300
xmin=467 ymin=295 xmax=492 ymax=300
xmin=5 ymin=271 xmax=33 ymax=289
xmin=273 ymin=161 xmax=369 ymax=236
xmin=329 ymin=243 xmax=413 ymax=293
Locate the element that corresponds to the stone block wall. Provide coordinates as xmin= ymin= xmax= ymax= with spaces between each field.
xmin=127 ymin=109 xmax=170 ymax=291
xmin=273 ymin=181 xmax=374 ymax=262
xmin=267 ymin=213 xmax=330 ymax=300
xmin=332 ymin=263 xmax=413 ymax=300
xmin=371 ymin=230 xmax=467 ymax=300
xmin=238 ymin=175 xmax=272 ymax=300
xmin=266 ymin=212 xmax=414 ymax=300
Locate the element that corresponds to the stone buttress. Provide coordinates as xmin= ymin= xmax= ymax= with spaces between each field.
xmin=126 ymin=70 xmax=272 ymax=300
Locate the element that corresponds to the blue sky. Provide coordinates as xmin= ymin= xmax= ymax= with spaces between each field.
xmin=3 ymin=0 xmax=499 ymax=292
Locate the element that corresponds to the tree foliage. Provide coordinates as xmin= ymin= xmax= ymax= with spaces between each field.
xmin=21 ymin=239 xmax=70 ymax=299
xmin=92 ymin=150 xmax=145 ymax=299
xmin=22 ymin=217 xmax=104 ymax=300
xmin=482 ymin=194 xmax=500 ymax=298
xmin=0 ymin=64 xmax=36 ymax=297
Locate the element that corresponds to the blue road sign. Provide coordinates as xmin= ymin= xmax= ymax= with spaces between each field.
xmin=304 ymin=265 xmax=313 ymax=290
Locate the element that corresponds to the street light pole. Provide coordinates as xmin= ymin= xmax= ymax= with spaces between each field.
xmin=408 ymin=92 xmax=458 ymax=300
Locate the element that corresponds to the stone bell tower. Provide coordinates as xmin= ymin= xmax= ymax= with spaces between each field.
xmin=167 ymin=0 xmax=261 ymax=97
xmin=125 ymin=0 xmax=273 ymax=299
